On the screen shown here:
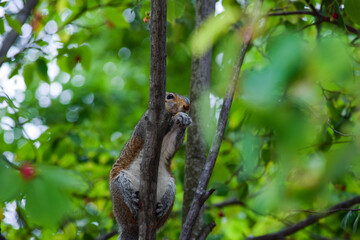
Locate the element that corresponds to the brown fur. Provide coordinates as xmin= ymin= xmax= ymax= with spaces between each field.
xmin=110 ymin=136 xmax=144 ymax=181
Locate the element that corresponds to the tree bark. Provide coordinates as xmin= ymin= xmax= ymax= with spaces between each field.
xmin=138 ymin=0 xmax=167 ymax=239
xmin=182 ymin=0 xmax=215 ymax=238
xmin=0 ymin=0 xmax=39 ymax=67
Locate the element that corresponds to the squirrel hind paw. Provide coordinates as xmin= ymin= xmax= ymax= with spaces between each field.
xmin=132 ymin=191 xmax=139 ymax=208
xmin=155 ymin=202 xmax=166 ymax=218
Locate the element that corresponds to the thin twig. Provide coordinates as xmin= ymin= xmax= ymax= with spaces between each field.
xmin=266 ymin=7 xmax=360 ymax=37
xmin=205 ymin=198 xmax=246 ymax=209
xmin=180 ymin=1 xmax=263 ymax=237
xmin=197 ymin=222 xmax=216 ymax=240
xmin=305 ymin=0 xmax=321 ymax=17
xmin=1 ymin=93 xmax=40 ymax=162
xmin=57 ymin=2 xmax=123 ymax=32
xmin=180 ymin=29 xmax=252 ymax=240
xmin=292 ymin=207 xmax=360 ymax=215
xmin=299 ymin=140 xmax=353 ymax=150
xmin=0 ymin=0 xmax=39 ymax=67
xmin=247 ymin=196 xmax=360 ymax=240
xmin=327 ymin=118 xmax=352 ymax=137
xmin=252 ymin=43 xmax=269 ymax=60
xmin=266 ymin=10 xmax=315 ymax=17
xmin=0 ymin=154 xmax=20 ymax=170
xmin=351 ymin=36 xmax=360 ymax=45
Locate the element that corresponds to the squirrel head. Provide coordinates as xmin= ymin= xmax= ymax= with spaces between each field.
xmin=165 ymin=92 xmax=190 ymax=115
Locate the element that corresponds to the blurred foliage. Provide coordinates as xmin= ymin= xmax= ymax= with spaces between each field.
xmin=1 ymin=0 xmax=360 ymax=239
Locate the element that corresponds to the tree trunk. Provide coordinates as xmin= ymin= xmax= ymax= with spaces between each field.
xmin=182 ymin=1 xmax=215 ymax=238
xmin=138 ymin=0 xmax=167 ymax=239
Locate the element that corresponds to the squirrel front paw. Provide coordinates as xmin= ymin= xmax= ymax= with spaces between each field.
xmin=174 ymin=112 xmax=192 ymax=127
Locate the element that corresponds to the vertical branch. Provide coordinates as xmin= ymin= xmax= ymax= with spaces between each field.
xmin=182 ymin=0 xmax=216 ymax=235
xmin=138 ymin=0 xmax=167 ymax=239
xmin=180 ymin=35 xmax=252 ymax=240
xmin=0 ymin=0 xmax=39 ymax=67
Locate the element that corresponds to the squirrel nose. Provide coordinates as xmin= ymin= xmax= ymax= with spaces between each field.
xmin=183 ymin=105 xmax=190 ymax=112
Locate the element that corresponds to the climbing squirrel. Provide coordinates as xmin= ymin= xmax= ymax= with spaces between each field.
xmin=110 ymin=92 xmax=192 ymax=240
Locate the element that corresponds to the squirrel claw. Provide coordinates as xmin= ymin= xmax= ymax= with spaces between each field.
xmin=155 ymin=202 xmax=166 ymax=218
xmin=132 ymin=191 xmax=140 ymax=210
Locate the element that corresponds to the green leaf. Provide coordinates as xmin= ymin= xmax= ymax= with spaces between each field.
xmin=237 ymin=172 xmax=249 ymax=183
xmin=36 ymin=40 xmax=48 ymax=47
xmin=38 ymin=165 xmax=88 ymax=193
xmin=0 ymin=159 xmax=22 ymax=202
xmin=104 ymin=7 xmax=128 ymax=28
xmin=242 ymin=34 xmax=304 ymax=108
xmin=168 ymin=0 xmax=185 ymax=22
xmin=345 ymin=0 xmax=360 ymax=25
xmin=236 ymin=183 xmax=248 ymax=200
xmin=261 ymin=148 xmax=272 ymax=165
xmin=191 ymin=6 xmax=240 ymax=56
xmin=203 ymin=212 xmax=214 ymax=225
xmin=333 ymin=1 xmax=345 ymax=29
xmin=317 ymin=124 xmax=332 ymax=151
xmin=36 ymin=57 xmax=50 ymax=83
xmin=293 ymin=1 xmax=304 ymax=10
xmin=57 ymin=55 xmax=72 ymax=73
xmin=212 ymin=182 xmax=230 ymax=196
xmin=25 ymin=177 xmax=71 ymax=227
xmin=5 ymin=15 xmax=22 ymax=34
xmin=237 ymin=131 xmax=260 ymax=174
xmin=23 ymin=63 xmax=35 ymax=88
xmin=353 ymin=215 xmax=360 ymax=233
xmin=78 ymin=45 xmax=92 ymax=71
xmin=9 ymin=64 xmax=21 ymax=78
xmin=66 ymin=48 xmax=83 ymax=71
xmin=0 ymin=18 xmax=5 ymax=34
xmin=341 ymin=209 xmax=360 ymax=230
xmin=64 ymin=222 xmax=77 ymax=239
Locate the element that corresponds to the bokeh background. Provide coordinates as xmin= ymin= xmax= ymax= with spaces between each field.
xmin=1 ymin=0 xmax=360 ymax=239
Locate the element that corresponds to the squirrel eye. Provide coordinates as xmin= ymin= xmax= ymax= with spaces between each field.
xmin=166 ymin=94 xmax=174 ymax=100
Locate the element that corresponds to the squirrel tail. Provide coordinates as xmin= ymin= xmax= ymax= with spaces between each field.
xmin=119 ymin=227 xmax=138 ymax=240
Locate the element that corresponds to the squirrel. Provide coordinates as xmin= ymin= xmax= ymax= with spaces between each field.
xmin=110 ymin=92 xmax=192 ymax=240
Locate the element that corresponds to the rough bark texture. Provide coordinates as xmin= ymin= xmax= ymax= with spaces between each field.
xmin=138 ymin=0 xmax=167 ymax=239
xmin=180 ymin=38 xmax=251 ymax=240
xmin=182 ymin=1 xmax=216 ymax=238
xmin=247 ymin=196 xmax=360 ymax=240
xmin=0 ymin=0 xmax=39 ymax=67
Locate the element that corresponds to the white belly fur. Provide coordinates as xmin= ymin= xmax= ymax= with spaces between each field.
xmin=122 ymin=148 xmax=174 ymax=202
xmin=122 ymin=127 xmax=180 ymax=201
